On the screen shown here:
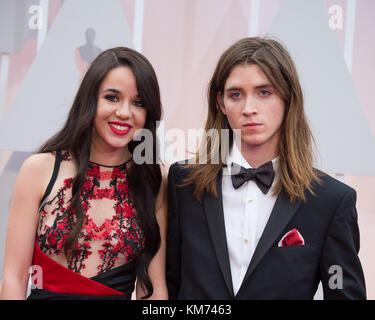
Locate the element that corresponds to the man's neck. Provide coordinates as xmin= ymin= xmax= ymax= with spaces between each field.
xmin=236 ymin=140 xmax=278 ymax=168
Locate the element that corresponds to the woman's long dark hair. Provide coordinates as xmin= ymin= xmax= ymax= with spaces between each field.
xmin=38 ymin=47 xmax=162 ymax=298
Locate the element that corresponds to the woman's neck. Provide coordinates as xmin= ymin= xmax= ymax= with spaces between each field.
xmin=89 ymin=144 xmax=131 ymax=167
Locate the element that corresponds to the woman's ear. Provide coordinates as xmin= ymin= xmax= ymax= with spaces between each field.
xmin=217 ymin=91 xmax=227 ymax=115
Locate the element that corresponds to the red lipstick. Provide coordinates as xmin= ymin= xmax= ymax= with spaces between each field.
xmin=108 ymin=122 xmax=132 ymax=135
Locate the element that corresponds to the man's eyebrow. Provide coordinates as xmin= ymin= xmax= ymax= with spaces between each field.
xmin=101 ymin=88 xmax=122 ymax=94
xmin=225 ymin=86 xmax=244 ymax=92
xmin=255 ymin=83 xmax=274 ymax=89
xmin=224 ymin=83 xmax=274 ymax=92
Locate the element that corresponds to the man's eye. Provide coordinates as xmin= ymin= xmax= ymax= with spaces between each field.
xmin=230 ymin=92 xmax=242 ymax=99
xmin=105 ymin=94 xmax=119 ymax=102
xmin=259 ymin=90 xmax=271 ymax=97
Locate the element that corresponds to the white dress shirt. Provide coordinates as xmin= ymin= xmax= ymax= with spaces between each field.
xmin=222 ymin=143 xmax=279 ymax=295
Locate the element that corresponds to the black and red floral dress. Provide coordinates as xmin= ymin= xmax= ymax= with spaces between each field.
xmin=28 ymin=150 xmax=144 ymax=300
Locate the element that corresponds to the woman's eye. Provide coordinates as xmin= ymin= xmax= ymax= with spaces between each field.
xmin=133 ymin=100 xmax=144 ymax=108
xmin=105 ymin=94 xmax=119 ymax=102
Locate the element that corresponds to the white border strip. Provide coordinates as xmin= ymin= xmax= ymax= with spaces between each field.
xmin=344 ymin=0 xmax=357 ymax=73
xmin=248 ymin=0 xmax=260 ymax=36
xmin=133 ymin=0 xmax=145 ymax=52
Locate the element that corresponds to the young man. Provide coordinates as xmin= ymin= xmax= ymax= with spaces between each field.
xmin=166 ymin=37 xmax=366 ymax=299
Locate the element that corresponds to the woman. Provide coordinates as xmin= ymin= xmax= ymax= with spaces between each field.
xmin=0 ymin=47 xmax=168 ymax=300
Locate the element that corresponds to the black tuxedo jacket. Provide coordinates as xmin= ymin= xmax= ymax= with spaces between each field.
xmin=166 ymin=162 xmax=366 ymax=300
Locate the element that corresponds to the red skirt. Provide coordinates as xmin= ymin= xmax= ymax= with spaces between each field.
xmin=28 ymin=241 xmax=135 ymax=300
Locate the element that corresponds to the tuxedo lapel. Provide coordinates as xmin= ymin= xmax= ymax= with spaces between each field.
xmin=202 ymin=172 xmax=235 ymax=298
xmin=238 ymin=190 xmax=302 ymax=294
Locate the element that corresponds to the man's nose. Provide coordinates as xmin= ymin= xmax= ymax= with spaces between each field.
xmin=242 ymin=96 xmax=258 ymax=115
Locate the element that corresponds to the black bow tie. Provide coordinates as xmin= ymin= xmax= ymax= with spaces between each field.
xmin=231 ymin=161 xmax=275 ymax=194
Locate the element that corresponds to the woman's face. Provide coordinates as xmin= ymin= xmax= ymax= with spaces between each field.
xmin=92 ymin=66 xmax=147 ymax=154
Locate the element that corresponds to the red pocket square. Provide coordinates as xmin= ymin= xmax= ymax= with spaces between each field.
xmin=278 ymin=228 xmax=305 ymax=247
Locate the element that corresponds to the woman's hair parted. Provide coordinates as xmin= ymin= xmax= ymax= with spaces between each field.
xmin=38 ymin=47 xmax=162 ymax=298
xmin=182 ymin=37 xmax=321 ymax=203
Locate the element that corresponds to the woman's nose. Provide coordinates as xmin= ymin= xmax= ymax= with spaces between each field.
xmin=115 ymin=101 xmax=131 ymax=119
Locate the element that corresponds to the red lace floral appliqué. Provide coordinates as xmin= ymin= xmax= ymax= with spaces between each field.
xmin=37 ymin=154 xmax=144 ymax=275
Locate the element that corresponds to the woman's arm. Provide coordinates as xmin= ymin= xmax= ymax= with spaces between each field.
xmin=0 ymin=153 xmax=54 ymax=300
xmin=136 ymin=164 xmax=169 ymax=300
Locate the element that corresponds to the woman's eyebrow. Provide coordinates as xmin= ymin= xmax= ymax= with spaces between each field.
xmin=101 ymin=88 xmax=122 ymax=94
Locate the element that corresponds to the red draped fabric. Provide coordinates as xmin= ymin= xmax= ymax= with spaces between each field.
xmin=31 ymin=240 xmax=124 ymax=296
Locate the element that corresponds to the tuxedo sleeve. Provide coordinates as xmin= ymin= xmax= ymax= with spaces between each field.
xmin=319 ymin=187 xmax=366 ymax=299
xmin=166 ymin=164 xmax=181 ymax=299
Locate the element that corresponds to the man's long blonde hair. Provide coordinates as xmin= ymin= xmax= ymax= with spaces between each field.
xmin=182 ymin=37 xmax=321 ymax=202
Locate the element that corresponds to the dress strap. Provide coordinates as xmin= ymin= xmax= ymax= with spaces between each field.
xmin=40 ymin=150 xmax=62 ymax=205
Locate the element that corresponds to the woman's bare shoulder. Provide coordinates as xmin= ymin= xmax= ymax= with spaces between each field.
xmin=21 ymin=152 xmax=56 ymax=173
xmin=17 ymin=153 xmax=57 ymax=196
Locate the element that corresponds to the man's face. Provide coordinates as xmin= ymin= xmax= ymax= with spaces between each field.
xmin=219 ymin=64 xmax=285 ymax=156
